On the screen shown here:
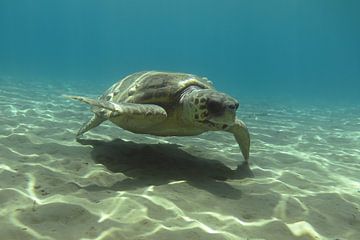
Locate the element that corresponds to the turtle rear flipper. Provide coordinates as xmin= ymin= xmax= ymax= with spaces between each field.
xmin=65 ymin=95 xmax=167 ymax=135
xmin=77 ymin=114 xmax=105 ymax=137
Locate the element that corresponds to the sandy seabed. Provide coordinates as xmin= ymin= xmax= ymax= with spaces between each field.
xmin=0 ymin=80 xmax=359 ymax=240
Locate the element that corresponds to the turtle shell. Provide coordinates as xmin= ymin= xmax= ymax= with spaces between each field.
xmin=100 ymin=71 xmax=214 ymax=107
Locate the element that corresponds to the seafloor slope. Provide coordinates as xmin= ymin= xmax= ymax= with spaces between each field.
xmin=0 ymin=80 xmax=359 ymax=240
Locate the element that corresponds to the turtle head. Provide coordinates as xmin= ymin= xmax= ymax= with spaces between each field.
xmin=180 ymin=88 xmax=239 ymax=129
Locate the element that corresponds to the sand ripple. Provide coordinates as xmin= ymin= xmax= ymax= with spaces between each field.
xmin=0 ymin=80 xmax=359 ymax=240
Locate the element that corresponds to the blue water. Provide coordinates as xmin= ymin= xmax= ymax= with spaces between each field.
xmin=1 ymin=0 xmax=359 ymax=103
xmin=1 ymin=1 xmax=360 ymax=240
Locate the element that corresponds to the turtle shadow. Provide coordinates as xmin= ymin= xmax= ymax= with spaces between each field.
xmin=76 ymin=138 xmax=254 ymax=199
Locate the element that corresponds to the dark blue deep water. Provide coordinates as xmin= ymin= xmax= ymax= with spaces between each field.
xmin=1 ymin=0 xmax=359 ymax=104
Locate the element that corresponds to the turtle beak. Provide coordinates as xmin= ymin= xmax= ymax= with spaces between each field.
xmin=206 ymin=94 xmax=239 ymax=122
xmin=207 ymin=100 xmax=238 ymax=125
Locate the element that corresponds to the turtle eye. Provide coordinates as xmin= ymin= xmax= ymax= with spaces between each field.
xmin=207 ymin=99 xmax=224 ymax=115
xmin=228 ymin=102 xmax=239 ymax=111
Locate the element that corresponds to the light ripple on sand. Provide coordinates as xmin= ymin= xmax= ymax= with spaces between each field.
xmin=0 ymin=81 xmax=359 ymax=239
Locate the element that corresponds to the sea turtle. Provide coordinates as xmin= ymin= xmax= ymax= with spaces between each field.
xmin=66 ymin=71 xmax=250 ymax=164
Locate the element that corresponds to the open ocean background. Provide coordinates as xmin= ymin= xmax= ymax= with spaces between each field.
xmin=1 ymin=0 xmax=359 ymax=103
xmin=0 ymin=1 xmax=359 ymax=240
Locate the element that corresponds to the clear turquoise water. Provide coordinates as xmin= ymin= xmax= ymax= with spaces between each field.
xmin=0 ymin=1 xmax=359 ymax=240
xmin=1 ymin=0 xmax=359 ymax=103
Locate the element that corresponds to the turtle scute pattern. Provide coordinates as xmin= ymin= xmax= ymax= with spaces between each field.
xmin=100 ymin=71 xmax=214 ymax=106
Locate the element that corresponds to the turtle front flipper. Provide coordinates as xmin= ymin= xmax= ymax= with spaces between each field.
xmin=227 ymin=119 xmax=250 ymax=163
xmin=65 ymin=95 xmax=168 ymax=134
